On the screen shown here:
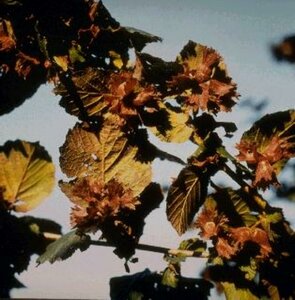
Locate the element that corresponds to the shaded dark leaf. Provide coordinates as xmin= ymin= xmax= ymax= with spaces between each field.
xmin=19 ymin=216 xmax=62 ymax=240
xmin=0 ymin=209 xmax=60 ymax=297
xmin=128 ymin=129 xmax=185 ymax=164
xmin=100 ymin=183 xmax=163 ymax=260
xmin=37 ymin=230 xmax=90 ymax=264
xmin=0 ymin=67 xmax=46 ymax=115
xmin=110 ymin=268 xmax=213 ymax=300
xmin=123 ymin=26 xmax=162 ymax=51
xmin=192 ymin=113 xmax=237 ymax=140
xmin=272 ymin=35 xmax=295 ymax=63
xmin=135 ymin=52 xmax=181 ymax=89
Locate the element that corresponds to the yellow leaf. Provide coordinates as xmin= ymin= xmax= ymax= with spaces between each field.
xmin=53 ymin=55 xmax=69 ymax=71
xmin=56 ymin=68 xmax=109 ymax=119
xmin=149 ymin=102 xmax=193 ymax=143
xmin=60 ymin=114 xmax=151 ymax=196
xmin=0 ymin=140 xmax=55 ymax=212
xmin=109 ymin=50 xmax=123 ymax=69
xmin=221 ymin=282 xmax=259 ymax=300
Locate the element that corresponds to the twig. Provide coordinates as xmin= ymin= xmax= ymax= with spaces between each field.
xmin=43 ymin=233 xmax=208 ymax=258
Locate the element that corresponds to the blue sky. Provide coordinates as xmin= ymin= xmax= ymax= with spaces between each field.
xmin=1 ymin=0 xmax=295 ymax=298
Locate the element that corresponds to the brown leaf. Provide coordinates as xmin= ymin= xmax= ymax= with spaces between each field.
xmin=195 ymin=204 xmax=228 ymax=239
xmin=216 ymin=238 xmax=238 ymax=259
xmin=15 ymin=52 xmax=40 ymax=78
xmin=104 ymin=70 xmax=159 ymax=122
xmin=60 ymin=177 xmax=138 ymax=230
xmin=170 ymin=41 xmax=239 ymax=114
xmin=236 ymin=110 xmax=295 ymax=189
xmin=230 ymin=227 xmax=272 ymax=258
xmin=0 ymin=19 xmax=16 ymax=52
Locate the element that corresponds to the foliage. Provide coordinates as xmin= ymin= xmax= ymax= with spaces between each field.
xmin=1 ymin=1 xmax=295 ymax=299
xmin=0 ymin=140 xmax=55 ymax=211
xmin=0 ymin=140 xmax=57 ymax=297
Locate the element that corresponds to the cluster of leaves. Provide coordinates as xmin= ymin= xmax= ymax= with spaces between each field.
xmin=0 ymin=0 xmax=161 ymax=115
xmin=0 ymin=140 xmax=58 ymax=297
xmin=1 ymin=1 xmax=295 ymax=299
xmin=33 ymin=1 xmax=295 ymax=299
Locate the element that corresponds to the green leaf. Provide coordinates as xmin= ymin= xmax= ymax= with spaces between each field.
xmin=208 ymin=189 xmax=257 ymax=227
xmin=229 ymin=190 xmax=258 ymax=227
xmin=259 ymin=211 xmax=282 ymax=241
xmin=0 ymin=140 xmax=55 ymax=212
xmin=166 ymin=166 xmax=208 ymax=235
xmin=37 ymin=230 xmax=90 ymax=264
xmin=69 ymin=43 xmax=86 ymax=64
xmin=178 ymin=238 xmax=207 ymax=255
xmin=148 ymin=102 xmax=193 ymax=143
xmin=240 ymin=259 xmax=257 ymax=281
xmin=60 ymin=115 xmax=151 ymax=196
xmin=221 ymin=282 xmax=259 ymax=300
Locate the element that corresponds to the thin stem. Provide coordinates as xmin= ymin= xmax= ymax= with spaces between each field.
xmin=43 ymin=233 xmax=208 ymax=258
xmin=91 ymin=240 xmax=209 ymax=258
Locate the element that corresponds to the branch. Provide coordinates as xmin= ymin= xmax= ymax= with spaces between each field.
xmin=43 ymin=233 xmax=208 ymax=258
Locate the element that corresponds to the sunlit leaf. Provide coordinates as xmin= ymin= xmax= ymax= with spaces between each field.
xmin=60 ymin=115 xmax=151 ymax=196
xmin=37 ymin=230 xmax=90 ymax=264
xmin=53 ymin=56 xmax=68 ymax=72
xmin=259 ymin=211 xmax=282 ymax=241
xmin=162 ymin=267 xmax=179 ymax=288
xmin=178 ymin=238 xmax=207 ymax=258
xmin=167 ymin=166 xmax=208 ymax=235
xmin=109 ymin=50 xmax=123 ymax=69
xmin=56 ymin=68 xmax=109 ymax=119
xmin=0 ymin=140 xmax=55 ymax=212
xmin=221 ymin=282 xmax=259 ymax=300
xmin=236 ymin=109 xmax=295 ymax=189
xmin=148 ymin=102 xmax=193 ymax=143
xmin=69 ymin=42 xmax=86 ymax=64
